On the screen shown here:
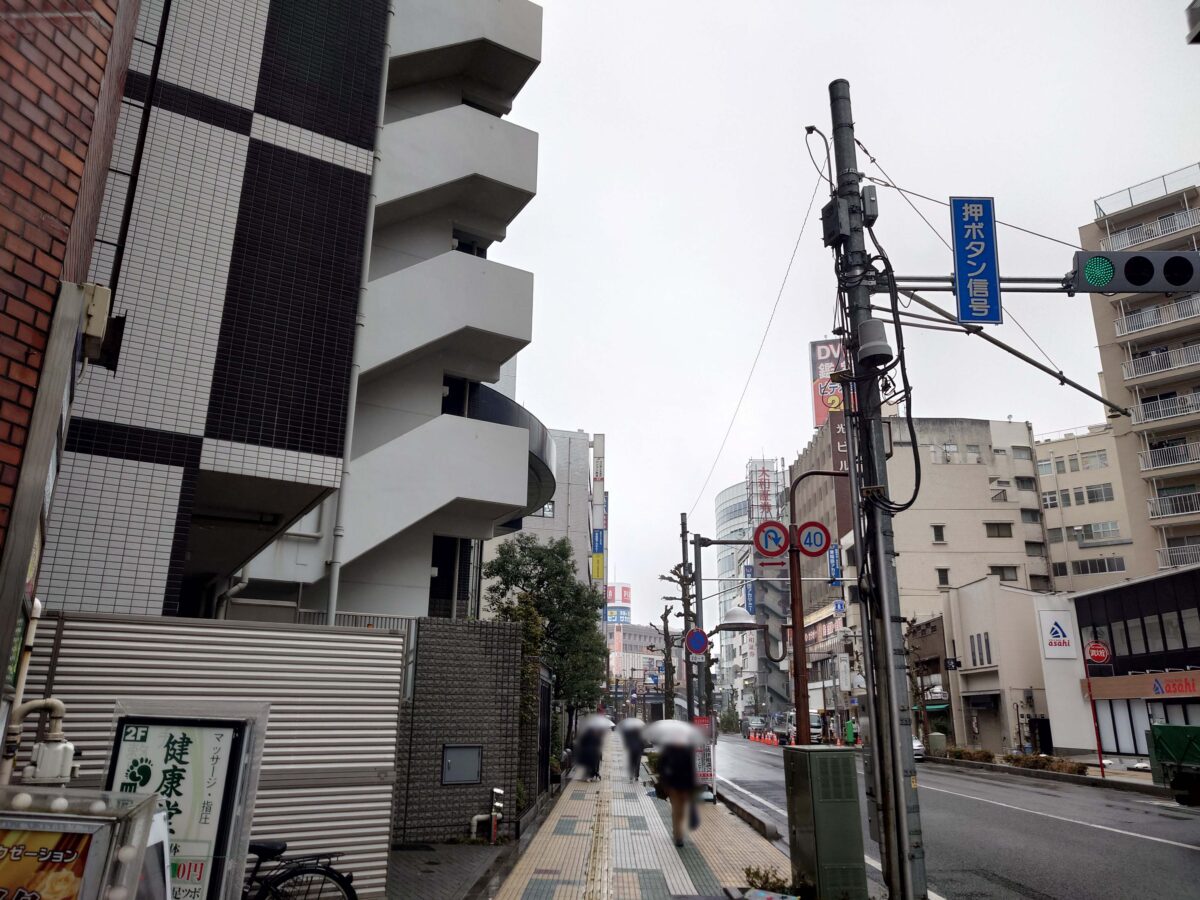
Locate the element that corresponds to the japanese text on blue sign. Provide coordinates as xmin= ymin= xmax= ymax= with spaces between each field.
xmin=743 ymin=564 xmax=755 ymax=615
xmin=592 ymin=529 xmax=604 ymax=555
xmin=950 ymin=197 xmax=1001 ymax=325
xmin=828 ymin=546 xmax=842 ymax=586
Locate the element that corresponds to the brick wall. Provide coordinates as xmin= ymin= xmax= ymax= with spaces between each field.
xmin=392 ymin=618 xmax=523 ymax=843
xmin=0 ymin=0 xmax=137 ymax=555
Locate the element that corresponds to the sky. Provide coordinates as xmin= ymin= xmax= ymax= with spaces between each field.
xmin=493 ymin=1 xmax=1200 ymax=626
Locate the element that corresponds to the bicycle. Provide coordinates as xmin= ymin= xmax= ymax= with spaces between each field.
xmin=243 ymin=840 xmax=358 ymax=900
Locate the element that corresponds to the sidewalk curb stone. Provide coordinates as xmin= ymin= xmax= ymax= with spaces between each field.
xmin=922 ymin=754 xmax=1172 ymax=797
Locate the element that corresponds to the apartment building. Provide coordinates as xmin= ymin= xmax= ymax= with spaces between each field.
xmin=1033 ymin=423 xmax=1140 ymax=589
xmin=243 ymin=1 xmax=555 ymax=621
xmin=1082 ymin=163 xmax=1200 ymax=575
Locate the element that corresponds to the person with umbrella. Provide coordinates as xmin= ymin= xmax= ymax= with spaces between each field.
xmin=618 ymin=717 xmax=646 ymax=781
xmin=643 ymin=719 xmax=702 ymax=847
xmin=577 ymin=713 xmax=614 ymax=781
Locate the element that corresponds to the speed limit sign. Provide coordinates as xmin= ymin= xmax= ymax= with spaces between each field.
xmin=796 ymin=521 xmax=832 ymax=557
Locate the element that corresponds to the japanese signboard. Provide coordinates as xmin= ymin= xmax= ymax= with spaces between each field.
xmin=0 ymin=829 xmax=92 ymax=899
xmin=592 ymin=529 xmax=605 ymax=555
xmin=107 ymin=718 xmax=245 ymax=900
xmin=810 ymin=340 xmax=848 ymax=428
xmin=950 ymin=197 xmax=1001 ymax=325
xmin=1037 ymin=610 xmax=1076 ymax=659
xmin=743 ymin=564 xmax=755 ymax=615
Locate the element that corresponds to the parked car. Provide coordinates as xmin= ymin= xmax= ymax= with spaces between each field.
xmin=912 ymin=736 xmax=926 ymax=761
xmin=742 ymin=716 xmax=765 ymax=738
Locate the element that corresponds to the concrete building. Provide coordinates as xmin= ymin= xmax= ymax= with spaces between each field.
xmin=242 ymin=0 xmax=555 ymax=621
xmin=1034 ymin=423 xmax=1140 ymax=589
xmin=713 ymin=480 xmax=750 ymax=696
xmin=39 ymin=0 xmax=394 ymax=618
xmin=788 ymin=412 xmax=853 ymax=616
xmin=1083 ymin=163 xmax=1200 ymax=575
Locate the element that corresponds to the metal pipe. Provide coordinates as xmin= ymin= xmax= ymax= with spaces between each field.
xmin=0 ymin=599 xmax=42 ymax=785
xmin=327 ymin=0 xmax=394 ymax=624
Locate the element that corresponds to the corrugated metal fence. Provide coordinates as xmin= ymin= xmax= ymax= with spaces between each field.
xmin=20 ymin=612 xmax=411 ymax=899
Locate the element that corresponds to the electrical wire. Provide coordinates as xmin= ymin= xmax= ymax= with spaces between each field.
xmin=805 ymin=126 xmax=834 ymax=191
xmin=686 ymin=167 xmax=825 ymax=517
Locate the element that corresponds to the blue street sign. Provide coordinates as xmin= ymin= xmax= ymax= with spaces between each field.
xmin=592 ymin=529 xmax=604 ymax=555
xmin=743 ymin=564 xmax=756 ymax=615
xmin=827 ymin=546 xmax=842 ymax=586
xmin=834 ymin=598 xmax=846 ymax=616
xmin=950 ymin=197 xmax=1001 ymax=325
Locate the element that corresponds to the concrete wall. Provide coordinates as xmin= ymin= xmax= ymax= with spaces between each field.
xmin=393 ymin=618 xmax=522 ymax=842
xmin=1031 ymin=594 xmax=1097 ymax=755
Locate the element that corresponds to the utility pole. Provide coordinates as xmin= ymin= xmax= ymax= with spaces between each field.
xmin=680 ymin=513 xmax=696 ymax=721
xmin=828 ymin=79 xmax=928 ymax=898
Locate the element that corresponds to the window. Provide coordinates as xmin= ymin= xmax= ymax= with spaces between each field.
xmin=1046 ymin=527 xmax=1063 ymax=543
xmin=1055 ymin=458 xmax=1066 ymax=474
xmin=1182 ymin=607 xmax=1200 ymax=647
xmin=1021 ymin=508 xmax=1041 ymax=524
xmin=1041 ymin=491 xmax=1059 ymax=509
xmin=1144 ymin=614 xmax=1165 ymax=653
xmin=1077 ymin=521 xmax=1120 ymax=542
xmin=531 ymin=501 xmax=555 ymax=517
xmin=943 ymin=442 xmax=959 ymax=453
xmin=1074 ymin=487 xmax=1086 ymax=506
xmin=1163 ymin=609 xmax=1185 ymax=651
xmin=1030 ymin=575 xmax=1051 ymax=592
xmin=1052 ymin=562 xmax=1068 ymax=577
xmin=994 ymin=448 xmax=1007 ymax=456
xmin=1080 ymin=449 xmax=1109 ymax=470
xmin=1012 ymin=446 xmax=1033 ymax=460
xmin=1060 ymin=489 xmax=1072 ymax=507
xmin=1070 ymin=556 xmax=1126 ymax=575
xmin=969 ymin=634 xmax=978 ymax=667
xmin=936 ymin=567 xmax=950 ymax=587
xmin=983 ymin=632 xmax=993 ymax=664
xmin=985 ymin=522 xmax=1013 ymax=538
xmin=1025 ymin=541 xmax=1045 ymax=557
xmin=990 ymin=565 xmax=1019 ymax=581
xmin=1015 ymin=476 xmax=1037 ymax=491
xmin=1086 ymin=483 xmax=1115 ymax=504
xmin=966 ymin=444 xmax=982 ymax=458
xmin=1126 ymin=617 xmax=1147 ymax=655
xmin=931 ymin=524 xmax=946 ymax=543
xmin=1037 ymin=458 xmax=1053 ymax=476
xmin=1068 ymin=454 xmax=1080 ymax=472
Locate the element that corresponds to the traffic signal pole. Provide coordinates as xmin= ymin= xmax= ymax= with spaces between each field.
xmin=829 ymin=79 xmax=928 ymax=899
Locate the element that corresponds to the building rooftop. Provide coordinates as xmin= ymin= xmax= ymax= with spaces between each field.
xmin=1094 ymin=162 xmax=1200 ymax=218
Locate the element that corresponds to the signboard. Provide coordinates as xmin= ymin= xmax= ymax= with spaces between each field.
xmin=592 ymin=529 xmax=605 ymax=555
xmin=107 ymin=717 xmax=246 ymax=900
xmin=0 ymin=828 xmax=94 ymax=898
xmin=621 ymin=585 xmax=631 ymax=604
xmin=1083 ymin=671 xmax=1200 ymax=701
xmin=796 ymin=521 xmax=831 ymax=558
xmin=684 ymin=628 xmax=709 ymax=656
xmin=1037 ymin=610 xmax=1077 ymax=659
xmin=606 ymin=605 xmax=631 ymax=624
xmin=742 ymin=564 xmax=755 ymax=615
xmin=810 ymin=339 xmax=848 ymax=428
xmin=950 ymin=196 xmax=1002 ymax=325
xmin=1086 ymin=641 xmax=1111 ymax=664
xmin=833 ymin=598 xmax=846 ymax=616
xmin=827 ymin=546 xmax=842 ymax=586
xmin=752 ymin=520 xmax=789 ymax=558
xmin=591 ymin=553 xmax=605 ymax=581
xmin=944 ymin=657 xmax=961 ymax=671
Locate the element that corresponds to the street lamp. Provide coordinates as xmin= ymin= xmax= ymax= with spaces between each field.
xmin=707 ymin=605 xmax=793 ymax=664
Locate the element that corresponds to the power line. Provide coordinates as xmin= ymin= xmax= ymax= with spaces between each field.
xmin=687 ymin=168 xmax=825 ymax=518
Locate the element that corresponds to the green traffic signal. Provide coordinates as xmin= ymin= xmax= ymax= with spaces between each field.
xmin=1083 ymin=255 xmax=1115 ymax=288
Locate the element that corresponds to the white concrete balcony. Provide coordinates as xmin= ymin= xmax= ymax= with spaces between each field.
xmin=1157 ymin=545 xmax=1200 ymax=568
xmin=389 ymin=0 xmax=541 ymax=110
xmin=375 ymin=105 xmax=537 ymax=239
xmin=1101 ymin=207 xmax=1200 ymax=251
xmin=1130 ymin=393 xmax=1200 ymax=428
xmin=1148 ymin=491 xmax=1200 ymax=520
xmin=339 ymin=414 xmax=529 ymax=565
xmin=1139 ymin=441 xmax=1200 ymax=474
xmin=1114 ymin=293 xmax=1200 ymax=339
xmin=360 ymin=251 xmax=532 ymax=382
xmin=1123 ymin=343 xmax=1200 ymax=384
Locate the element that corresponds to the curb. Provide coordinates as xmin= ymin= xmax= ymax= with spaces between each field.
xmin=717 ymin=787 xmax=781 ymax=841
xmin=922 ymin=754 xmax=1172 ymax=798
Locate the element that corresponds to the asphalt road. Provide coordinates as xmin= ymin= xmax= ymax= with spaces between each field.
xmin=715 ymin=734 xmax=1200 ymax=899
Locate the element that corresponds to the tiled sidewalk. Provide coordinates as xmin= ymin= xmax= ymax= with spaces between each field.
xmin=495 ymin=733 xmax=789 ymax=899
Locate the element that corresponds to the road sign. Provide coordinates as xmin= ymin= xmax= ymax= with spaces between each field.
xmin=1086 ymin=641 xmax=1111 ymax=664
xmin=950 ymin=197 xmax=1001 ymax=325
xmin=796 ymin=521 xmax=832 ymax=557
xmin=834 ymin=598 xmax=846 ymax=616
xmin=828 ymin=545 xmax=842 ymax=586
xmin=742 ymin=563 xmax=756 ymax=614
xmin=684 ymin=628 xmax=709 ymax=656
xmin=753 ymin=520 xmax=789 ymax=557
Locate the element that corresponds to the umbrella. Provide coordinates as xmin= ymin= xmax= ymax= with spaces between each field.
xmin=642 ymin=719 xmax=704 ymax=747
xmin=618 ymin=717 xmax=646 ymax=732
xmin=579 ymin=714 xmax=615 ymax=732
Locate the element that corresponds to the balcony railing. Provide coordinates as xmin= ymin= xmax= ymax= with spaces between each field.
xmin=1148 ymin=491 xmax=1200 ymax=519
xmin=1130 ymin=393 xmax=1200 ymax=425
xmin=1101 ymin=207 xmax=1200 ymax=251
xmin=1157 ymin=545 xmax=1200 ymax=568
xmin=1115 ymin=293 xmax=1200 ymax=336
xmin=1123 ymin=343 xmax=1200 ymax=380
xmin=1140 ymin=441 xmax=1200 ymax=471
xmin=1095 ymin=163 xmax=1200 ymax=217
xmin=296 ymin=610 xmax=413 ymax=630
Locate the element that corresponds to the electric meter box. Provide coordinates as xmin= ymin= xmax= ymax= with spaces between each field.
xmin=782 ymin=745 xmax=868 ymax=899
xmin=0 ymin=784 xmax=156 ymax=899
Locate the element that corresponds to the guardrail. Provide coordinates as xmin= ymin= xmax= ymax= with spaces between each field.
xmin=1140 ymin=441 xmax=1200 ymax=471
xmin=1157 ymin=545 xmax=1200 ymax=568
xmin=1101 ymin=206 xmax=1200 ymax=251
xmin=1115 ymin=293 xmax=1200 ymax=337
xmin=1130 ymin=393 xmax=1200 ymax=425
xmin=1123 ymin=342 xmax=1200 ymax=379
xmin=1148 ymin=491 xmax=1200 ymax=519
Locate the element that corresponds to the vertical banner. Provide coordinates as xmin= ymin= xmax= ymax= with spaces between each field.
xmin=810 ymin=340 xmax=848 ymax=428
xmin=950 ymin=197 xmax=1002 ymax=325
xmin=743 ymin=564 xmax=755 ymax=615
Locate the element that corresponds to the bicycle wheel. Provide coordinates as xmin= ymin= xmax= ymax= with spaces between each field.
xmin=267 ymin=866 xmax=357 ymax=900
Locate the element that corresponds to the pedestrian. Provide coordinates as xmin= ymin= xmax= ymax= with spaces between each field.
xmin=577 ymin=726 xmax=602 ymax=781
xmin=657 ymin=743 xmax=698 ymax=847
xmin=621 ymin=722 xmax=645 ymax=781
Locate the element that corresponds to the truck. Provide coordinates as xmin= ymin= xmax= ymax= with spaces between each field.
xmin=1149 ymin=723 xmax=1200 ymax=806
xmin=772 ymin=710 xmax=824 ymax=745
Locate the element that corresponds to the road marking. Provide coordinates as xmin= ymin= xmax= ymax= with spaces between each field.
xmin=717 ymin=777 xmax=948 ymax=900
xmin=920 ymin=784 xmax=1200 ymax=852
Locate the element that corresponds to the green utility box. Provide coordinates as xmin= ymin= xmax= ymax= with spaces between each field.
xmin=1148 ymin=723 xmax=1200 ymax=806
xmin=783 ymin=745 xmax=868 ymax=899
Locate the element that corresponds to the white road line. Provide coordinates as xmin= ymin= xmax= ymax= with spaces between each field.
xmin=919 ymin=784 xmax=1200 ymax=852
xmin=717 ymin=776 xmax=949 ymax=900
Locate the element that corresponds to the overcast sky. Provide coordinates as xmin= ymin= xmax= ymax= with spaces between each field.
xmin=494 ymin=1 xmax=1200 ymax=626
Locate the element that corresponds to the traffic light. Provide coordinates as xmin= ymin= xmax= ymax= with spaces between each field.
xmin=1073 ymin=250 xmax=1200 ymax=294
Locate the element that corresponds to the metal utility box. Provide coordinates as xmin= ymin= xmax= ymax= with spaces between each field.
xmin=783 ymin=745 xmax=868 ymax=899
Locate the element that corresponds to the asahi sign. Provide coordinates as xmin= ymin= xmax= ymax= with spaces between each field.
xmin=1084 ymin=672 xmax=1200 ymax=701
xmin=1037 ymin=610 xmax=1076 ymax=659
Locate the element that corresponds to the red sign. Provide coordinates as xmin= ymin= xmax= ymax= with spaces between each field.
xmin=796 ymin=520 xmax=832 ymax=557
xmin=753 ymin=520 xmax=790 ymax=557
xmin=1086 ymin=641 xmax=1111 ymax=664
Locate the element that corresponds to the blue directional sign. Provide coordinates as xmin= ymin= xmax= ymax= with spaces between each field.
xmin=743 ymin=564 xmax=756 ymax=615
xmin=950 ymin=197 xmax=1001 ymax=325
xmin=827 ymin=546 xmax=842 ymax=587
xmin=834 ymin=598 xmax=846 ymax=616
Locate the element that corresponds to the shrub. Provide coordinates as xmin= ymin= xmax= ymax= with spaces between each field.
xmin=743 ymin=866 xmax=789 ymax=893
xmin=947 ymin=746 xmax=995 ymax=763
xmin=1003 ymin=754 xmax=1087 ymax=775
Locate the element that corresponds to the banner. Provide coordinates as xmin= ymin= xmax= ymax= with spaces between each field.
xmin=810 ymin=339 xmax=848 ymax=428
